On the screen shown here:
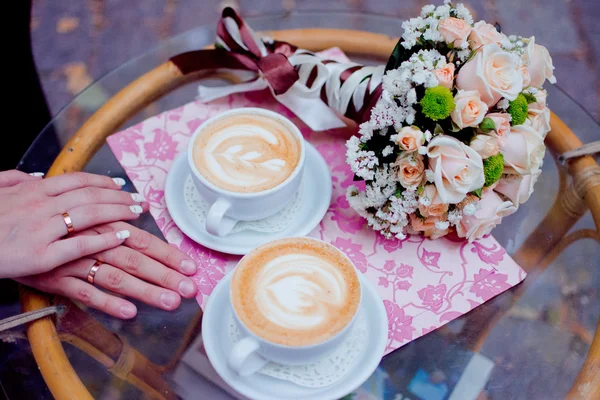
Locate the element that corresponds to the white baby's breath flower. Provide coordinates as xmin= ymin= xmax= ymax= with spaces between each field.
xmin=426 ymin=169 xmax=435 ymax=182
xmin=463 ymin=203 xmax=477 ymax=216
xmin=382 ymin=145 xmax=395 ymax=157
xmin=424 ymin=130 xmax=433 ymax=141
xmin=447 ymin=209 xmax=463 ymax=224
xmin=497 ymin=98 xmax=510 ymax=110
xmin=454 ymin=3 xmax=474 ymax=25
xmin=435 ymin=220 xmax=450 ymax=230
xmin=421 ymin=4 xmax=435 ymax=16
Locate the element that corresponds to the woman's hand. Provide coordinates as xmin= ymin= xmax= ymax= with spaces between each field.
xmin=17 ymin=221 xmax=198 ymax=319
xmin=0 ymin=170 xmax=148 ymax=278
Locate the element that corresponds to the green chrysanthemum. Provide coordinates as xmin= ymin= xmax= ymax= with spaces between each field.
xmin=483 ymin=152 xmax=504 ymax=187
xmin=420 ymin=86 xmax=455 ymax=121
xmin=507 ymin=94 xmax=528 ymax=125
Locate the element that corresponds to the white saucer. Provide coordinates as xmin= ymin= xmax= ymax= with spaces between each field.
xmin=165 ymin=142 xmax=332 ymax=255
xmin=202 ymin=271 xmax=388 ymax=400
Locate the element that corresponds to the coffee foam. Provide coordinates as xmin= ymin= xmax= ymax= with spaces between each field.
xmin=231 ymin=238 xmax=361 ymax=347
xmin=192 ymin=113 xmax=301 ymax=193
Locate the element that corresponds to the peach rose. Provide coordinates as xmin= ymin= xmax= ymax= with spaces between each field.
xmin=451 ymin=90 xmax=488 ymax=128
xmin=427 ymin=136 xmax=485 ymax=204
xmin=525 ymin=38 xmax=556 ymax=87
xmin=494 ymin=169 xmax=541 ymax=205
xmin=484 ymin=112 xmax=511 ymax=146
xmin=456 ymin=190 xmax=517 ymax=242
xmin=527 ymin=89 xmax=547 ymax=113
xmin=409 ymin=214 xmax=450 ymax=240
xmin=519 ymin=65 xmax=531 ymax=87
xmin=469 ymin=21 xmax=506 ymax=49
xmin=470 ymin=134 xmax=500 ymax=159
xmin=438 ymin=17 xmax=472 ymax=47
xmin=418 ymin=185 xmax=449 ymax=217
xmin=526 ymin=107 xmax=551 ymax=139
xmin=433 ymin=63 xmax=455 ymax=89
xmin=456 ymin=44 xmax=523 ymax=106
xmin=501 ymin=123 xmax=545 ymax=175
xmin=394 ymin=126 xmax=425 ymax=152
xmin=395 ymin=153 xmax=425 ymax=188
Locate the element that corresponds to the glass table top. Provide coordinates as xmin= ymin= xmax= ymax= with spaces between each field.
xmin=3 ymin=10 xmax=599 ymax=400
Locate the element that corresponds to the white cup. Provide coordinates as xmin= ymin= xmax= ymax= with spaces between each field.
xmin=187 ymin=108 xmax=305 ymax=236
xmin=227 ymin=240 xmax=363 ymax=376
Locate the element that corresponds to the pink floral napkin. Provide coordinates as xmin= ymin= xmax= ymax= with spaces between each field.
xmin=107 ymin=48 xmax=526 ymax=355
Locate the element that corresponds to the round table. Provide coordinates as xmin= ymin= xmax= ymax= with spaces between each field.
xmin=8 ymin=11 xmax=600 ymax=400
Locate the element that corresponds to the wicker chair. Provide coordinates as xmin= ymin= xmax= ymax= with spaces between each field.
xmin=19 ymin=29 xmax=600 ymax=400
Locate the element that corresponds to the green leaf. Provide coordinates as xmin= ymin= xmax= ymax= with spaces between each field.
xmin=522 ymin=92 xmax=538 ymax=104
xmin=394 ymin=187 xmax=404 ymax=198
xmin=434 ymin=123 xmax=445 ymax=136
xmin=479 ymin=117 xmax=496 ymax=133
xmin=358 ymin=142 xmax=368 ymax=150
xmin=449 ymin=121 xmax=462 ymax=132
xmin=472 ymin=188 xmax=483 ymax=198
xmin=417 ymin=185 xmax=425 ymax=195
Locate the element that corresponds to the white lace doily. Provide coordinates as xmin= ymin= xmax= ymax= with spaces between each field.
xmin=184 ymin=175 xmax=303 ymax=234
xmin=228 ymin=311 xmax=367 ymax=388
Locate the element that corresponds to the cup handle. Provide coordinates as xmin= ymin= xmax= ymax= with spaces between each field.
xmin=228 ymin=337 xmax=269 ymax=376
xmin=206 ymin=198 xmax=236 ymax=236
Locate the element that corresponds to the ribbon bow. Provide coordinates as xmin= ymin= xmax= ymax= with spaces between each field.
xmin=170 ymin=8 xmax=385 ymax=131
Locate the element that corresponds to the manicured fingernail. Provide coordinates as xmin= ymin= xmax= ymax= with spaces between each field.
xmin=160 ymin=292 xmax=178 ymax=308
xmin=178 ymin=280 xmax=196 ymax=296
xmin=131 ymin=193 xmax=144 ymax=202
xmin=113 ymin=178 xmax=126 ymax=186
xmin=29 ymin=172 xmax=45 ymax=177
xmin=130 ymin=205 xmax=143 ymax=214
xmin=180 ymin=260 xmax=197 ymax=274
xmin=116 ymin=230 xmax=130 ymax=240
xmin=119 ymin=304 xmax=136 ymax=318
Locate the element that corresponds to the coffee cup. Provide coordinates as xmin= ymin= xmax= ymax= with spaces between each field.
xmin=187 ymin=108 xmax=305 ymax=236
xmin=227 ymin=237 xmax=362 ymax=376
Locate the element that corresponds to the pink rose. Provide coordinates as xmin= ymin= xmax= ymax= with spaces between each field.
xmin=451 ymin=90 xmax=488 ymax=128
xmin=456 ymin=44 xmax=523 ymax=106
xmin=433 ymin=63 xmax=455 ymax=90
xmin=484 ymin=112 xmax=511 ymax=146
xmin=470 ymin=134 xmax=500 ymax=159
xmin=418 ymin=184 xmax=449 ymax=217
xmin=427 ymin=136 xmax=485 ymax=204
xmin=395 ymin=153 xmax=425 ymax=188
xmin=438 ymin=17 xmax=472 ymax=47
xmin=501 ymin=124 xmax=545 ymax=175
xmin=394 ymin=126 xmax=425 ymax=152
xmin=526 ymin=107 xmax=551 ymax=139
xmin=494 ymin=169 xmax=540 ymax=205
xmin=527 ymin=89 xmax=547 ymax=113
xmin=525 ymin=38 xmax=556 ymax=87
xmin=409 ymin=214 xmax=450 ymax=240
xmin=456 ymin=191 xmax=516 ymax=242
xmin=469 ymin=21 xmax=506 ymax=49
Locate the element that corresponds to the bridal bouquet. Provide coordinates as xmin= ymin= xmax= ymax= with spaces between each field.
xmin=345 ymin=1 xmax=555 ymax=241
xmin=184 ymin=1 xmax=555 ymax=242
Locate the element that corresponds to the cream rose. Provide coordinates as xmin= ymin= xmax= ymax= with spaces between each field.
xmin=484 ymin=112 xmax=511 ymax=146
xmin=433 ymin=63 xmax=455 ymax=90
xmin=451 ymin=90 xmax=488 ymax=128
xmin=526 ymin=107 xmax=551 ymax=139
xmin=494 ymin=169 xmax=540 ymax=205
xmin=525 ymin=38 xmax=556 ymax=87
xmin=527 ymin=89 xmax=547 ymax=113
xmin=409 ymin=214 xmax=450 ymax=240
xmin=469 ymin=21 xmax=506 ymax=49
xmin=396 ymin=153 xmax=425 ymax=188
xmin=418 ymin=185 xmax=449 ymax=217
xmin=501 ymin=123 xmax=545 ymax=175
xmin=427 ymin=136 xmax=485 ymax=204
xmin=456 ymin=191 xmax=517 ymax=242
xmin=519 ymin=65 xmax=531 ymax=87
xmin=394 ymin=126 xmax=425 ymax=152
xmin=470 ymin=134 xmax=500 ymax=159
xmin=456 ymin=43 xmax=524 ymax=106
xmin=438 ymin=17 xmax=472 ymax=47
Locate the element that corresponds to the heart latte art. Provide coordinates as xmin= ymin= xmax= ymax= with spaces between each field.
xmin=231 ymin=238 xmax=361 ymax=347
xmin=192 ymin=113 xmax=301 ymax=193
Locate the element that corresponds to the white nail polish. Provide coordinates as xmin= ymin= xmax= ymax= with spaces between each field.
xmin=130 ymin=205 xmax=143 ymax=214
xmin=131 ymin=193 xmax=144 ymax=202
xmin=29 ymin=172 xmax=45 ymax=177
xmin=116 ymin=230 xmax=130 ymax=240
xmin=113 ymin=178 xmax=126 ymax=186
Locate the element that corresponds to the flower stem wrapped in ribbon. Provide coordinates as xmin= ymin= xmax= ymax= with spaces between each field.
xmin=172 ymin=2 xmax=556 ymax=241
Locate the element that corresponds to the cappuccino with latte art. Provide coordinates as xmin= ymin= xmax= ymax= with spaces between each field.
xmin=231 ymin=238 xmax=361 ymax=347
xmin=192 ymin=112 xmax=301 ymax=193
